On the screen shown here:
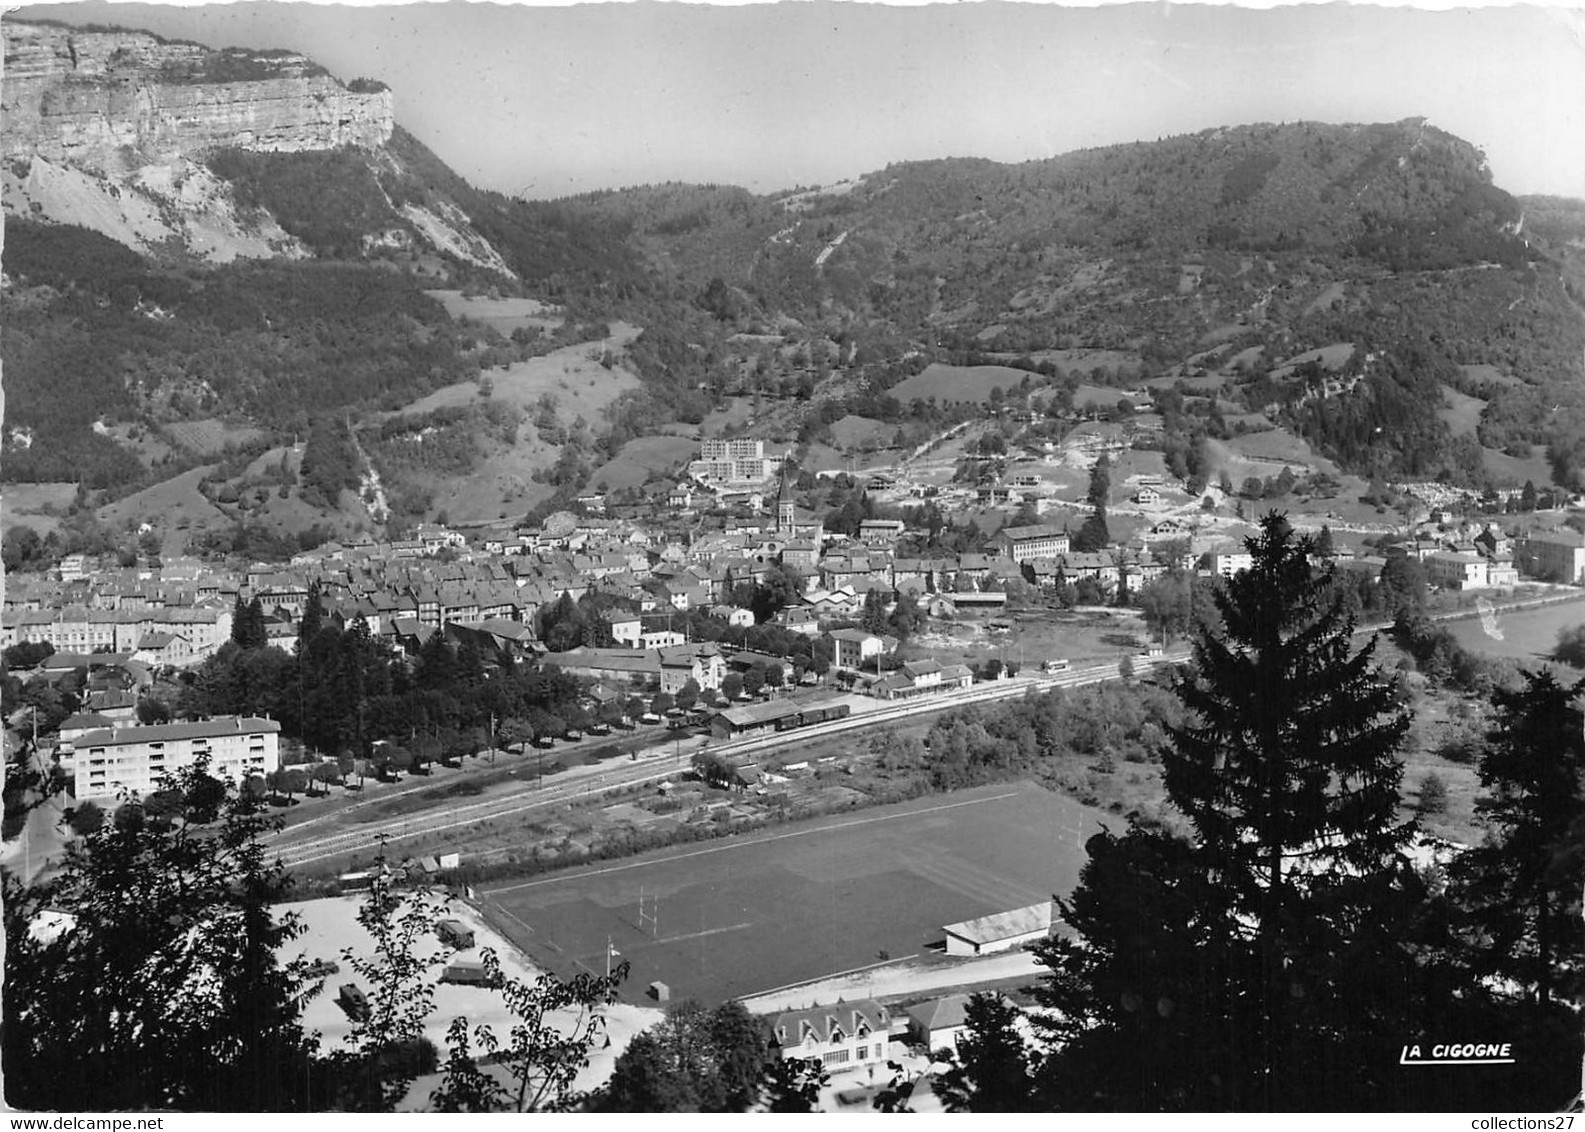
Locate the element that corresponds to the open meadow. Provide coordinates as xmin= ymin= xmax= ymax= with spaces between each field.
xmin=587 ymin=435 xmax=699 ymax=492
xmin=395 ymin=322 xmax=642 ymax=425
xmin=161 ymin=417 xmax=267 ymax=456
xmin=422 ymin=289 xmax=563 ymax=335
xmin=1442 ymin=596 xmax=1585 ymax=667
xmin=479 ymin=782 xmax=1107 ymax=1006
xmin=909 ymin=608 xmax=1157 ymax=670
xmin=1480 ymin=446 xmax=1556 ymax=488
xmin=889 ymin=363 xmax=1034 ymax=405
xmin=95 ymin=465 xmax=231 ymax=534
xmin=3 ymin=482 xmax=77 ymax=536
xmin=1268 ymin=342 xmax=1355 ymax=379
xmin=1438 ymin=384 xmax=1486 ymax=437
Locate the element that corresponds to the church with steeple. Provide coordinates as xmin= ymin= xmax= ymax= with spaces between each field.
xmin=771 ymin=463 xmax=823 ymax=569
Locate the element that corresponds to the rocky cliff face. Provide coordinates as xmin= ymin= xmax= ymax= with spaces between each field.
xmin=3 ymin=21 xmax=394 ymax=173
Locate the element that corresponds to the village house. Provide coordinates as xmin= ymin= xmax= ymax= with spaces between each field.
xmin=1474 ymin=524 xmax=1512 ymax=560
xmin=604 ymin=609 xmax=642 ymax=647
xmin=826 ymin=627 xmax=888 ymax=670
xmin=658 ymin=642 xmax=727 ymax=693
xmin=1061 ymin=552 xmax=1121 ymax=591
xmin=857 ymin=518 xmax=906 ymax=546
xmin=772 ymin=1001 xmax=890 ymax=1072
xmin=709 ymin=605 xmax=755 ymax=629
xmin=1424 ymin=551 xmax=1490 ymax=591
xmin=906 ymin=993 xmax=1017 ymax=1055
xmin=773 ymin=606 xmax=822 ymax=636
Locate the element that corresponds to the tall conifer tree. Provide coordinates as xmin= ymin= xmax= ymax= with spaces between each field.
xmin=1453 ymin=669 xmax=1585 ymax=1005
xmin=1165 ymin=513 xmax=1412 ymax=1103
xmin=1036 ymin=512 xmax=1431 ymax=1110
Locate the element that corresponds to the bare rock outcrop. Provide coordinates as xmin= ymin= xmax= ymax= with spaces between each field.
xmin=3 ymin=21 xmax=394 ymax=174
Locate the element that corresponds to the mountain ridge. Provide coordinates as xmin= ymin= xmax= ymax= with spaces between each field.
xmin=7 ymin=13 xmax=1585 ymax=551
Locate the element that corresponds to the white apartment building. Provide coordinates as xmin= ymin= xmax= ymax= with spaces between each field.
xmin=1210 ymin=550 xmax=1254 ymax=578
xmin=690 ymin=439 xmax=780 ymax=485
xmin=701 ymin=438 xmax=765 ymax=461
xmin=74 ymin=717 xmax=280 ymax=801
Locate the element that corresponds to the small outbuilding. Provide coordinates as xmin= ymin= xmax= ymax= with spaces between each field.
xmin=337 ymin=983 xmax=369 ymax=1020
xmin=907 ymin=993 xmax=972 ymax=1053
xmin=941 ymin=901 xmax=1054 ymax=957
xmin=442 ymin=957 xmax=488 ymax=985
xmin=648 ymin=981 xmax=671 ymax=1003
xmin=435 ymin=917 xmax=476 ymax=950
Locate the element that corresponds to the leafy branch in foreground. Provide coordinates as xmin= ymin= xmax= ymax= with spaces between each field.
xmin=3 ymin=758 xmax=320 ymax=1111
xmin=329 ymin=849 xmax=446 ymax=1111
xmin=431 ymin=948 xmax=628 ymax=1112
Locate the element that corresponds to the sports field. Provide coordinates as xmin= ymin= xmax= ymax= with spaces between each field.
xmin=1443 ymin=598 xmax=1585 ymax=664
xmin=479 ymin=782 xmax=1107 ymax=1006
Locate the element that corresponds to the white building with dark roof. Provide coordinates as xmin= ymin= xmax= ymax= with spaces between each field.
xmin=772 ymin=1000 xmax=890 ymax=1073
xmin=73 ymin=716 xmax=280 ymax=801
xmin=995 ymin=524 xmax=1071 ymax=564
xmin=1424 ymin=551 xmax=1489 ymax=591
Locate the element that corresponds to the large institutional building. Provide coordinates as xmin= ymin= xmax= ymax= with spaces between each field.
xmin=1517 ymin=529 xmax=1585 ymax=584
xmin=994 ymin=523 xmax=1071 ymax=564
xmin=73 ymin=717 xmax=280 ymax=801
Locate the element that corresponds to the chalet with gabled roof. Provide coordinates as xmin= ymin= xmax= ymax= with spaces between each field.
xmin=772 ymin=1000 xmax=890 ymax=1072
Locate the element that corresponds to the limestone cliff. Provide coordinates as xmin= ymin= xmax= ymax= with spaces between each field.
xmin=3 ymin=21 xmax=394 ymax=173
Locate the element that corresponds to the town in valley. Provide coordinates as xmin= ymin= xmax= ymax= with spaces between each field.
xmin=5 ymin=3 xmax=1585 ymax=1117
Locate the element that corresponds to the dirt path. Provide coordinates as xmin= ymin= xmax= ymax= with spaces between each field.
xmin=740 ymin=950 xmax=1044 ymax=1014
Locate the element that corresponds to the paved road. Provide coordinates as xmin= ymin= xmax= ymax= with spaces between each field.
xmin=740 ymin=950 xmax=1045 ymax=1015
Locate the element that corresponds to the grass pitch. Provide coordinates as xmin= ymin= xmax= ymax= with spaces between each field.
xmin=479 ymin=782 xmax=1107 ymax=1005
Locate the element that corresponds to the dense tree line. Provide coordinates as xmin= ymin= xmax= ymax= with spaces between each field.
xmin=178 ymin=585 xmax=584 ymax=764
xmin=883 ymin=679 xmax=1184 ymax=795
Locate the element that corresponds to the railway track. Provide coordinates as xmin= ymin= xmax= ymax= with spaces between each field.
xmin=269 ymin=654 xmax=1191 ymax=869
xmin=267 ymin=589 xmax=1580 ymax=869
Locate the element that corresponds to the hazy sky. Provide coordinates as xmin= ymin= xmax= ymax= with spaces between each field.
xmin=11 ymin=1 xmax=1585 ymax=200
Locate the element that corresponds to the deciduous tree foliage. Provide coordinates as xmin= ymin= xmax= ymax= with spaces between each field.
xmin=430 ymin=948 xmax=627 ymax=1112
xmin=592 ymin=1000 xmax=777 ymax=1112
xmin=3 ymin=758 xmax=321 ymax=1111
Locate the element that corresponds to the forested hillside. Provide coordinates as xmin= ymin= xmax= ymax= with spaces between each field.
xmin=9 ymin=92 xmax=1585 ymax=525
xmin=553 ymin=119 xmax=1585 ymax=490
